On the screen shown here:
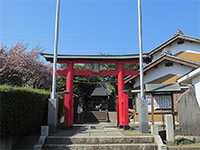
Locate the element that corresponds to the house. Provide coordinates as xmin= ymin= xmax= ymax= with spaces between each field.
xmin=126 ymin=30 xmax=200 ymax=123
xmin=126 ymin=30 xmax=200 ymax=86
xmin=148 ymin=30 xmax=200 ymax=62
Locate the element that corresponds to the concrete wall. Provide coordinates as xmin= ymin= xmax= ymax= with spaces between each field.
xmin=152 ymin=41 xmax=200 ymax=61
xmin=134 ymin=61 xmax=193 ymax=87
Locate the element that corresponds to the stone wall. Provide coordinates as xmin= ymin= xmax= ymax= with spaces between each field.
xmin=177 ymin=86 xmax=200 ymax=136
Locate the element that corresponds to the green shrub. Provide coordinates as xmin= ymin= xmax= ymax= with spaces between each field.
xmin=175 ymin=138 xmax=195 ymax=145
xmin=0 ymin=85 xmax=49 ymax=136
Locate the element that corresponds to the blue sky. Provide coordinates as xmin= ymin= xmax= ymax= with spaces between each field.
xmin=0 ymin=0 xmax=199 ymax=55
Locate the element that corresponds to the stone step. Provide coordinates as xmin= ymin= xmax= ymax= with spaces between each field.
xmin=84 ymin=111 xmax=109 ymax=122
xmin=46 ymin=136 xmax=155 ymax=145
xmin=43 ymin=143 xmax=157 ymax=150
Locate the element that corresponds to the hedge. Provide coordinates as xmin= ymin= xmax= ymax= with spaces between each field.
xmin=0 ymin=85 xmax=49 ymax=136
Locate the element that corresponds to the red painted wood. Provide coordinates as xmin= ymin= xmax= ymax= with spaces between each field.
xmin=74 ymin=69 xmax=116 ymax=77
xmin=60 ymin=60 xmax=138 ymax=128
xmin=64 ymin=92 xmax=70 ymax=127
xmin=57 ymin=68 xmax=138 ymax=77
xmin=64 ymin=62 xmax=74 ymax=128
xmin=57 ymin=69 xmax=66 ymax=76
xmin=58 ymin=59 xmax=138 ymax=64
xmin=124 ymin=70 xmax=139 ymax=76
xmin=122 ymin=92 xmax=129 ymax=126
xmin=117 ymin=97 xmax=119 ymax=126
xmin=117 ymin=63 xmax=124 ymax=126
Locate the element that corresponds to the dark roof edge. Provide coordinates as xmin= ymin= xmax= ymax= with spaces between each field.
xmin=124 ymin=54 xmax=200 ymax=83
xmin=144 ymin=54 xmax=200 ymax=72
xmin=41 ymin=52 xmax=149 ymax=60
xmin=148 ymin=34 xmax=200 ymax=56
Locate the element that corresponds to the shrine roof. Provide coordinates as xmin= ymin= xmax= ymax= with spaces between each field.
xmin=41 ymin=53 xmax=149 ymax=62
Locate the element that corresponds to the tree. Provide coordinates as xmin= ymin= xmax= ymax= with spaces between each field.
xmin=0 ymin=43 xmax=52 ymax=89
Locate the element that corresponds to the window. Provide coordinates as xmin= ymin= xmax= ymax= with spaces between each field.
xmin=154 ymin=95 xmax=172 ymax=110
xmin=165 ymin=61 xmax=173 ymax=67
xmin=177 ymin=39 xmax=184 ymax=44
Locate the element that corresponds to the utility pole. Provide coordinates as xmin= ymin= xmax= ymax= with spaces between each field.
xmin=48 ymin=0 xmax=61 ymax=129
xmin=137 ymin=0 xmax=149 ymax=133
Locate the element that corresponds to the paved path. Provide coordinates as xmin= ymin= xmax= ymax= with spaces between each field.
xmin=52 ymin=122 xmax=125 ymax=137
xmin=44 ymin=123 xmax=156 ymax=150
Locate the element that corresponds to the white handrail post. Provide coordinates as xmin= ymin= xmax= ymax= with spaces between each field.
xmin=137 ymin=0 xmax=149 ymax=133
xmin=48 ymin=0 xmax=61 ymax=130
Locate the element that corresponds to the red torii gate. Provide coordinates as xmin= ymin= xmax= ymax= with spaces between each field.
xmin=42 ymin=53 xmax=141 ymax=128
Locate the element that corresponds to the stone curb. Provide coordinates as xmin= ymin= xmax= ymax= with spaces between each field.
xmin=151 ymin=125 xmax=167 ymax=150
xmin=167 ymin=146 xmax=200 ymax=150
xmin=33 ymin=126 xmax=49 ymax=150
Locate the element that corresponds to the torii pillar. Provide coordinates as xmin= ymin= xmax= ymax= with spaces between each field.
xmin=117 ymin=63 xmax=129 ymax=127
xmin=64 ymin=62 xmax=74 ymax=128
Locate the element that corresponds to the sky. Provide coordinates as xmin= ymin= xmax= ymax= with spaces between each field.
xmin=0 ymin=0 xmax=200 ymax=55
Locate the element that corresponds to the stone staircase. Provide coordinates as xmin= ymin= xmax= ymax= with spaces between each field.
xmin=42 ymin=135 xmax=157 ymax=150
xmin=85 ymin=111 xmax=109 ymax=123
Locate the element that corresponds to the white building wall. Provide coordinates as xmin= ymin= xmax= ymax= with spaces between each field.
xmin=152 ymin=41 xmax=200 ymax=61
xmin=134 ymin=62 xmax=193 ymax=87
xmin=192 ymin=75 xmax=200 ymax=107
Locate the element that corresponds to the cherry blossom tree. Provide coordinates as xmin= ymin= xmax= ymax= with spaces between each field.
xmin=0 ymin=43 xmax=52 ymax=89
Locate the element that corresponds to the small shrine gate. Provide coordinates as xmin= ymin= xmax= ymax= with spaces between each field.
xmin=42 ymin=53 xmax=141 ymax=128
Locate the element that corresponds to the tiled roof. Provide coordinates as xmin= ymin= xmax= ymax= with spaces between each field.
xmin=148 ymin=34 xmax=200 ymax=56
xmin=124 ymin=54 xmax=200 ymax=83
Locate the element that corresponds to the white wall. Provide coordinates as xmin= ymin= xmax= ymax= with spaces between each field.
xmin=192 ymin=75 xmax=200 ymax=107
xmin=152 ymin=41 xmax=200 ymax=61
xmin=134 ymin=61 xmax=193 ymax=87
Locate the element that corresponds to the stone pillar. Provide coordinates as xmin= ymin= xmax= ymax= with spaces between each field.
xmin=136 ymin=93 xmax=140 ymax=115
xmin=165 ymin=114 xmax=175 ymax=143
xmin=140 ymin=97 xmax=149 ymax=132
xmin=48 ymin=98 xmax=58 ymax=130
xmin=41 ymin=126 xmax=49 ymax=136
xmin=151 ymin=124 xmax=159 ymax=135
xmin=136 ymin=93 xmax=149 ymax=132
